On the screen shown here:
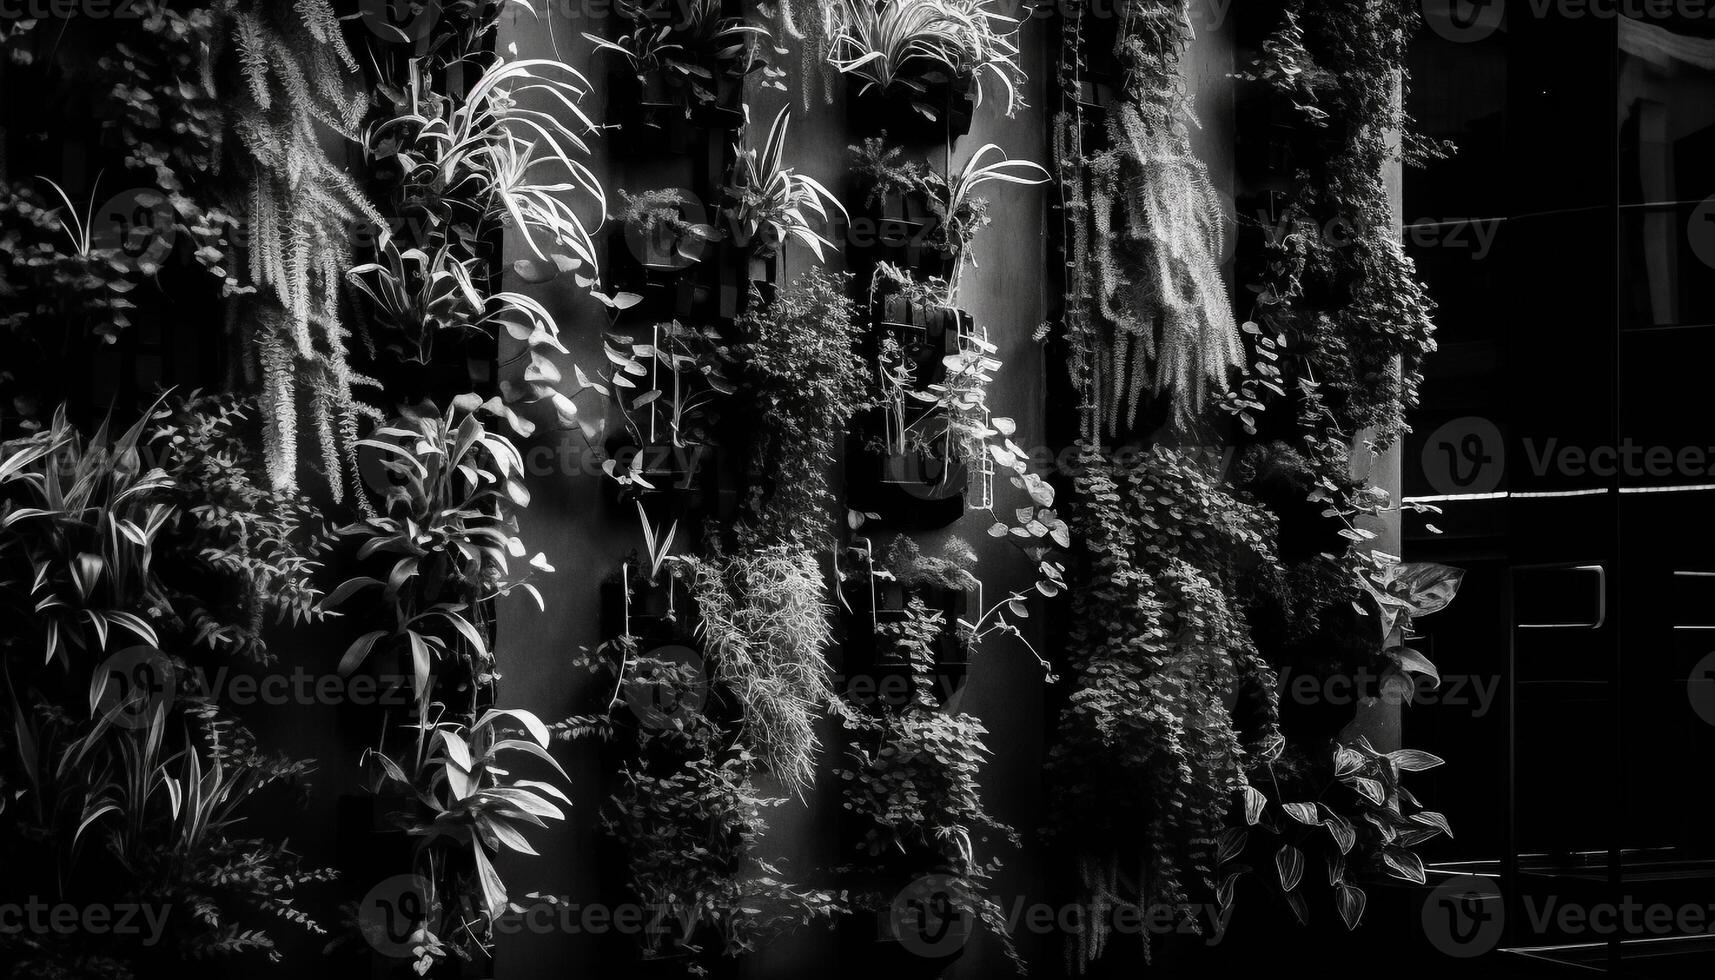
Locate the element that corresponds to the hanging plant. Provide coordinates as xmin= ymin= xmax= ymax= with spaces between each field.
xmin=1056 ymin=0 xmax=1242 ymax=438
xmin=836 ymin=597 xmax=1024 ymax=972
xmin=1049 ymin=446 xmax=1281 ymax=968
xmin=732 ymin=269 xmax=869 ymax=550
xmin=826 ymin=0 xmax=1026 ymax=128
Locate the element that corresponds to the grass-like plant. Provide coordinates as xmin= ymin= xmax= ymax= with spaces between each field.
xmin=827 ymin=0 xmax=1026 ymax=119
xmin=724 ymin=107 xmax=848 ymax=260
xmin=848 ymin=138 xmax=1047 ymax=292
xmin=370 ymin=56 xmax=607 ymax=270
xmin=686 ymin=549 xmax=837 ymax=798
xmin=1 ymin=408 xmax=334 ymax=974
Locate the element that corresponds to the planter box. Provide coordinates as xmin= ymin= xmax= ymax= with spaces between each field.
xmin=856 ymin=189 xmax=957 ymax=279
xmin=600 ymin=569 xmax=694 ymax=648
xmin=689 ymin=71 xmax=746 ymax=130
xmin=877 ymin=302 xmax=968 ymax=390
xmin=605 ymin=228 xmax=703 ymax=319
xmin=844 ymin=432 xmax=966 ymax=531
xmin=842 ymin=577 xmax=968 ymax=709
xmin=716 ymin=242 xmax=782 ymax=318
xmin=845 ymin=75 xmax=976 ymax=143
xmin=608 ymin=67 xmax=697 ymax=156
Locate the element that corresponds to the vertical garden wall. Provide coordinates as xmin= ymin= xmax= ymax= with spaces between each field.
xmin=0 ymin=3 xmax=1467 ymax=980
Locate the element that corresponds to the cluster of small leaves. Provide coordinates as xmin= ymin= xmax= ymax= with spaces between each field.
xmin=585 ymin=0 xmax=770 ymax=114
xmin=0 ymin=413 xmax=332 ymax=976
xmin=0 ymin=184 xmax=145 ymax=350
xmin=1234 ymin=0 xmax=1450 ymax=441
xmin=95 ymin=6 xmax=224 ymax=190
xmin=603 ymin=319 xmax=736 ymax=486
xmin=151 ymin=393 xmax=336 ymax=663
xmin=836 ymin=599 xmax=1025 ymax=972
xmin=562 ymin=638 xmax=843 ymax=972
xmin=1049 ymin=445 xmax=1281 ymax=964
xmin=847 ymin=137 xmax=1013 ymax=261
xmin=1224 ymin=736 xmax=1451 ymax=931
xmin=321 ymin=401 xmax=552 ymax=701
xmin=732 ymin=270 xmax=868 ymax=550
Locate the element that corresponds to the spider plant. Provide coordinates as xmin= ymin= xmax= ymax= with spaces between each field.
xmin=36 ymin=177 xmax=98 ymax=256
xmin=347 ymin=234 xmax=571 ymax=426
xmin=584 ymin=20 xmax=696 ymax=97
xmin=827 ymin=0 xmax=1025 ymax=119
xmin=367 ymin=57 xmax=607 ymax=269
xmin=723 ymin=107 xmax=847 ymax=260
xmin=935 ymin=143 xmax=1049 ymax=293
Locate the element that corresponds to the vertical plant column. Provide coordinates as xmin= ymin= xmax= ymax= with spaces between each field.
xmin=552 ymin=5 xmax=861 ymax=971
xmin=1219 ymin=0 xmax=1463 ymax=934
xmin=1047 ymin=0 xmax=1464 ymax=968
xmin=324 ymin=3 xmax=608 ymax=973
xmin=818 ymin=1 xmax=1067 ymax=972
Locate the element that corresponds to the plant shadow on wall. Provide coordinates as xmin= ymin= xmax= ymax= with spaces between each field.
xmin=1047 ymin=0 xmax=1466 ymax=973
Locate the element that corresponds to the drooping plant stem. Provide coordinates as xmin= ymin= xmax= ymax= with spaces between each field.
xmin=1057 ymin=0 xmax=1241 ymax=439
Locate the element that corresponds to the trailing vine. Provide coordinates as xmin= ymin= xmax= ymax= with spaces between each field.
xmin=1055 ymin=0 xmax=1241 ymax=438
xmin=1050 ymin=0 xmax=1463 ymax=967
